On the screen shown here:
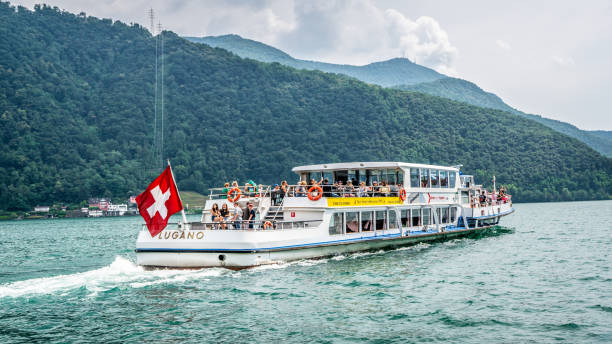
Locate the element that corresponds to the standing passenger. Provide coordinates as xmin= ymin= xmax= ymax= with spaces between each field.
xmin=247 ymin=203 xmax=256 ymax=229
xmin=232 ymin=202 xmax=243 ymax=229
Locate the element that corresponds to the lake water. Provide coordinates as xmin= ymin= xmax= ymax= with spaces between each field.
xmin=0 ymin=201 xmax=611 ymax=343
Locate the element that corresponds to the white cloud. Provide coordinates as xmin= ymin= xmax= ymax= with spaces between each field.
xmin=496 ymin=39 xmax=511 ymax=51
xmin=10 ymin=0 xmax=458 ymax=74
xmin=551 ymin=55 xmax=575 ymax=67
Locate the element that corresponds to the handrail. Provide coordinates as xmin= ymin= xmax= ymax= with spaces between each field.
xmin=140 ymin=219 xmax=322 ymax=231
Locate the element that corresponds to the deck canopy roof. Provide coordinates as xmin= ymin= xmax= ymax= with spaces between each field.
xmin=292 ymin=162 xmax=460 ymax=173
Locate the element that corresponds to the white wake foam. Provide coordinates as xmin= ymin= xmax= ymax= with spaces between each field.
xmin=0 ymin=256 xmax=228 ymax=298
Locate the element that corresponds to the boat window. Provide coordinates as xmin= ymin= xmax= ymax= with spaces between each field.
xmin=358 ymin=169 xmax=367 ymax=184
xmin=308 ymin=172 xmax=321 ymax=182
xmin=423 ymin=208 xmax=431 ymax=226
xmin=450 ymin=207 xmax=457 ymax=223
xmin=375 ymin=210 xmax=386 ymax=230
xmin=361 ymin=211 xmax=373 ymax=232
xmin=397 ymin=170 xmax=404 ymax=185
xmin=329 ymin=212 xmax=343 ymax=235
xmin=461 ymin=191 xmax=469 ymax=204
xmin=400 ymin=209 xmax=409 ymax=226
xmin=410 ymin=169 xmax=420 ymax=188
xmin=436 ymin=208 xmax=441 ymax=224
xmin=345 ymin=212 xmax=359 ymax=233
xmin=388 ymin=210 xmax=398 ymax=229
xmin=430 ymin=170 xmax=439 ymax=188
xmin=368 ymin=170 xmax=381 ymax=185
xmin=348 ymin=170 xmax=357 ymax=185
xmin=420 ymin=169 xmax=430 ymax=188
xmin=334 ymin=170 xmax=348 ymax=184
xmin=385 ymin=169 xmax=397 ymax=185
xmin=442 ymin=207 xmax=449 ymax=223
xmin=411 ymin=209 xmax=421 ymax=226
xmin=440 ymin=171 xmax=448 ymax=188
xmin=323 ymin=172 xmax=333 ymax=183
xmin=449 ymin=172 xmax=456 ymax=188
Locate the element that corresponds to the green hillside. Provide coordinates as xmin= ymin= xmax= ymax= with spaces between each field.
xmin=0 ymin=2 xmax=611 ymax=211
xmin=188 ymin=34 xmax=612 ymax=158
xmin=185 ymin=35 xmax=444 ymax=86
xmin=400 ymin=79 xmax=612 ymax=157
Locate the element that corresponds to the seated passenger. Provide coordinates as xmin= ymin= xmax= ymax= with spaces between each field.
xmin=244 ymin=182 xmax=252 ymax=197
xmin=380 ymin=181 xmax=390 ymax=196
xmin=344 ymin=181 xmax=355 ymax=197
xmin=210 ymin=203 xmax=222 ymax=228
xmin=220 ymin=203 xmax=230 ymax=229
xmin=357 ymin=181 xmax=368 ymax=197
xmin=334 ymin=180 xmax=344 ymax=197
xmin=371 ymin=181 xmax=380 ymax=197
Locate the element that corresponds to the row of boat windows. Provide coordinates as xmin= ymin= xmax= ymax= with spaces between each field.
xmin=329 ymin=207 xmax=458 ymax=235
xmin=305 ymin=168 xmax=457 ymax=188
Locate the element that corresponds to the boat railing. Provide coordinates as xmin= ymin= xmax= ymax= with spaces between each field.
xmin=471 ymin=194 xmax=512 ymax=208
xmin=208 ymin=185 xmax=272 ymax=200
xmin=141 ymin=219 xmax=322 ymax=232
xmin=276 ymin=184 xmax=404 ymax=199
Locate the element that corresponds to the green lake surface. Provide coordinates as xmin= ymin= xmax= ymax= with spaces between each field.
xmin=1 ymin=201 xmax=611 ymax=343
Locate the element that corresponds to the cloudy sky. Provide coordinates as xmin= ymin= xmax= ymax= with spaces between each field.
xmin=12 ymin=0 xmax=612 ymax=130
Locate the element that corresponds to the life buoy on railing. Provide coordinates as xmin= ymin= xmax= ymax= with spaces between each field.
xmin=399 ymin=188 xmax=407 ymax=201
xmin=308 ymin=185 xmax=323 ymax=201
xmin=227 ymin=187 xmax=241 ymax=202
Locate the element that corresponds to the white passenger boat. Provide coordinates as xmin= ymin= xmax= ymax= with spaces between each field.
xmin=136 ymin=162 xmax=514 ymax=269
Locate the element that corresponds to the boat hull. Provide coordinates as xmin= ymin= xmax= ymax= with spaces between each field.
xmin=136 ymin=225 xmax=495 ymax=269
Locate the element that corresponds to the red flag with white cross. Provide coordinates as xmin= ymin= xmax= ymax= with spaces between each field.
xmin=136 ymin=165 xmax=183 ymax=237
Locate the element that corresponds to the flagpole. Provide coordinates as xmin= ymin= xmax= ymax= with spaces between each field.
xmin=167 ymin=159 xmax=189 ymax=228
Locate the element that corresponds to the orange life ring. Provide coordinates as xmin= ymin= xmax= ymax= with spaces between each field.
xmin=399 ymin=188 xmax=407 ymax=201
xmin=308 ymin=185 xmax=323 ymax=201
xmin=227 ymin=187 xmax=241 ymax=202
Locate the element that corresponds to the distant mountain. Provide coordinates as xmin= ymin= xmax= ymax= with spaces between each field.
xmin=187 ymin=34 xmax=612 ymax=158
xmin=184 ymin=35 xmax=444 ymax=86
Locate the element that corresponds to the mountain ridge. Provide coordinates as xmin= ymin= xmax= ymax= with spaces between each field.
xmin=187 ymin=34 xmax=612 ymax=157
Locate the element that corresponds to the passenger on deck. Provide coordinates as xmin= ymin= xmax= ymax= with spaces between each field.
xmin=371 ymin=181 xmax=380 ymax=197
xmin=221 ymin=182 xmax=230 ymax=199
xmin=220 ymin=203 xmax=230 ymax=229
xmin=358 ymin=181 xmax=368 ymax=197
xmin=232 ymin=202 xmax=243 ymax=229
xmin=345 ymin=181 xmax=355 ymax=197
xmin=334 ymin=180 xmax=344 ymax=197
xmin=479 ymin=191 xmax=487 ymax=206
xmin=272 ymin=184 xmax=281 ymax=205
xmin=232 ymin=180 xmax=239 ymax=189
xmin=279 ymin=180 xmax=288 ymax=202
xmin=322 ymin=178 xmax=332 ymax=197
xmin=244 ymin=182 xmax=252 ymax=197
xmin=295 ymin=180 xmax=307 ymax=197
xmin=380 ymin=181 xmax=390 ymax=196
xmin=247 ymin=203 xmax=256 ymax=229
xmin=210 ymin=203 xmax=222 ymax=227
xmin=390 ymin=183 xmax=399 ymax=196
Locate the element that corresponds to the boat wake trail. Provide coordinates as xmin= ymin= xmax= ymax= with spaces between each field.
xmin=0 ymin=256 xmax=228 ymax=299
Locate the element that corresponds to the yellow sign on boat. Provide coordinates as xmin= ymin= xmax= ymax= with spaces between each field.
xmin=326 ymin=197 xmax=403 ymax=207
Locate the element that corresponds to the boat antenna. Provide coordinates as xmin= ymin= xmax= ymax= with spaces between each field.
xmin=159 ymin=21 xmax=164 ymax=171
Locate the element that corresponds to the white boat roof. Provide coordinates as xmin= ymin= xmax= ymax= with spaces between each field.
xmin=292 ymin=161 xmax=460 ymax=172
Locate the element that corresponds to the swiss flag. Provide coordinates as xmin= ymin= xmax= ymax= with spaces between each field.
xmin=136 ymin=166 xmax=183 ymax=237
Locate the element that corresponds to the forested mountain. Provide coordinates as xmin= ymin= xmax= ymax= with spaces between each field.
xmin=1 ymin=2 xmax=611 ymax=211
xmin=185 ymin=35 xmax=445 ymax=86
xmin=188 ymin=34 xmax=612 ymax=158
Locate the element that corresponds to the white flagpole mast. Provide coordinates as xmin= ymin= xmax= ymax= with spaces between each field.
xmin=167 ymin=160 xmax=189 ymax=228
